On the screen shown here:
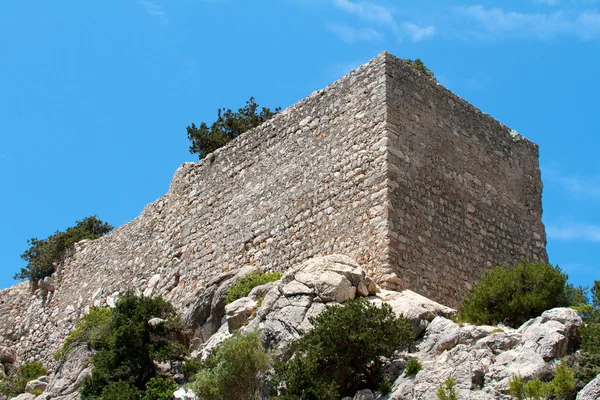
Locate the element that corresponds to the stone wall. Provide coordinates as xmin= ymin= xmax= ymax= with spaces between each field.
xmin=383 ymin=53 xmax=547 ymax=305
xmin=0 ymin=51 xmax=547 ymax=366
xmin=0 ymin=54 xmax=391 ymax=364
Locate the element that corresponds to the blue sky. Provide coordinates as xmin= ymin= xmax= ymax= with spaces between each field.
xmin=1 ymin=0 xmax=598 ymax=291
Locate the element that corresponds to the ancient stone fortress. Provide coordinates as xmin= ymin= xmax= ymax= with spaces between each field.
xmin=0 ymin=51 xmax=547 ymax=365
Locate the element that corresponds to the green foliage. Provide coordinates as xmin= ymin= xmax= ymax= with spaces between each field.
xmin=191 ymin=331 xmax=271 ymax=400
xmin=436 ymin=376 xmax=459 ymax=400
xmin=404 ymin=357 xmax=422 ymax=376
xmin=274 ymin=299 xmax=414 ymax=398
xmin=524 ymin=378 xmax=548 ymax=400
xmin=401 ymin=58 xmax=437 ymax=81
xmin=55 ymin=306 xmax=112 ymax=361
xmin=225 ymin=270 xmax=282 ymax=304
xmin=0 ymin=361 xmax=47 ymax=398
xmin=142 ymin=377 xmax=178 ymax=400
xmin=100 ymin=380 xmax=142 ymax=400
xmin=548 ymin=360 xmax=576 ymax=400
xmin=457 ymin=262 xmax=569 ymax=327
xmin=182 ymin=358 xmax=203 ymax=382
xmin=565 ymin=352 xmax=600 ymax=393
xmin=80 ymin=293 xmax=187 ymax=399
xmin=379 ymin=378 xmax=392 ymax=396
xmin=508 ymin=361 xmax=575 ymax=400
xmin=509 ymin=375 xmax=526 ymax=400
xmin=15 ymin=215 xmax=113 ymax=281
xmin=187 ymin=97 xmax=281 ymax=159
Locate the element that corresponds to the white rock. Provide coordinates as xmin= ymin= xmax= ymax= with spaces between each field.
xmin=577 ymin=373 xmax=600 ymax=400
xmin=24 ymin=378 xmax=48 ymax=394
xmin=174 ymin=387 xmax=197 ymax=400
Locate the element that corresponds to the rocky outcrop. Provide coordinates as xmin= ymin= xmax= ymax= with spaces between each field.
xmin=577 ymin=373 xmax=600 ymax=400
xmin=389 ymin=308 xmax=583 ymax=399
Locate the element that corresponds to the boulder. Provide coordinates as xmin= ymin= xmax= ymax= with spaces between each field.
xmin=225 ymin=297 xmax=258 ymax=332
xmin=174 ymin=387 xmax=197 ymax=400
xmin=353 ymin=389 xmax=375 ymax=400
xmin=577 ymin=373 xmax=600 ymax=400
xmin=37 ymin=344 xmax=91 ymax=399
xmin=373 ymin=290 xmax=456 ymax=337
xmin=9 ymin=394 xmax=36 ymax=400
xmin=0 ymin=346 xmax=16 ymax=364
xmin=518 ymin=307 xmax=582 ymax=360
xmin=24 ymin=378 xmax=48 ymax=394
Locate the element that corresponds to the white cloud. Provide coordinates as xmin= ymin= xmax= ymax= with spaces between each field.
xmin=324 ymin=0 xmax=436 ymax=42
xmin=330 ymin=0 xmax=394 ymax=25
xmin=138 ymin=0 xmax=169 ymax=26
xmin=547 ymin=222 xmax=600 ymax=242
xmin=456 ymin=5 xmax=600 ymax=40
xmin=544 ymin=167 xmax=600 ymax=197
xmin=327 ymin=24 xmax=381 ymax=43
xmin=400 ymin=22 xmax=436 ymax=42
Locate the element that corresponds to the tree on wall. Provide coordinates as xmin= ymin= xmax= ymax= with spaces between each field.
xmin=15 ymin=215 xmax=113 ymax=282
xmin=186 ymin=97 xmax=281 ymax=160
xmin=402 ymin=58 xmax=437 ymax=81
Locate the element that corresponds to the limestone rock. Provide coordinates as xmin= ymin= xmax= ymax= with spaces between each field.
xmin=518 ymin=307 xmax=582 ymax=360
xmin=173 ymin=387 xmax=197 ymax=400
xmin=374 ymin=290 xmax=457 ymax=336
xmin=37 ymin=345 xmax=91 ymax=399
xmin=9 ymin=394 xmax=36 ymax=400
xmin=577 ymin=373 xmax=600 ymax=400
xmin=225 ymin=297 xmax=258 ymax=332
xmin=353 ymin=389 xmax=375 ymax=400
xmin=24 ymin=378 xmax=47 ymax=394
xmin=0 ymin=347 xmax=16 ymax=364
xmin=389 ymin=307 xmax=583 ymax=399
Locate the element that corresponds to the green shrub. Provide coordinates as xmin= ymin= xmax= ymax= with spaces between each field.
xmin=80 ymin=293 xmax=187 ymax=399
xmin=15 ymin=215 xmax=113 ymax=282
xmin=55 ymin=306 xmax=112 ymax=361
xmin=274 ymin=298 xmax=414 ymax=398
xmin=565 ymin=352 xmax=600 ymax=393
xmin=187 ymin=97 xmax=281 ymax=160
xmin=508 ymin=361 xmax=576 ymax=400
xmin=182 ymin=358 xmax=203 ymax=382
xmin=404 ymin=357 xmax=422 ymax=376
xmin=0 ymin=361 xmax=47 ymax=398
xmin=401 ymin=58 xmax=437 ymax=81
xmin=225 ymin=270 xmax=282 ymax=304
xmin=100 ymin=380 xmax=142 ymax=400
xmin=548 ymin=360 xmax=576 ymax=400
xmin=458 ymin=262 xmax=569 ymax=327
xmin=436 ymin=376 xmax=459 ymax=400
xmin=379 ymin=378 xmax=393 ymax=396
xmin=142 ymin=377 xmax=178 ymax=400
xmin=508 ymin=375 xmax=526 ymax=400
xmin=191 ymin=331 xmax=271 ymax=400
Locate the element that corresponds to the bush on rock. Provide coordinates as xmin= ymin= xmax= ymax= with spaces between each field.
xmin=274 ymin=298 xmax=414 ymax=399
xmin=457 ymin=262 xmax=569 ymax=327
xmin=79 ymin=293 xmax=187 ymax=400
xmin=191 ymin=331 xmax=271 ymax=400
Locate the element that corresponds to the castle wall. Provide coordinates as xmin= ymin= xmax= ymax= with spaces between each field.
xmin=383 ymin=53 xmax=547 ymax=306
xmin=0 ymin=52 xmax=548 ymax=365
xmin=0 ymin=54 xmax=391 ymax=364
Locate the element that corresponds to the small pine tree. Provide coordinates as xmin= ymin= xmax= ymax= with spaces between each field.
xmin=187 ymin=97 xmax=281 ymax=159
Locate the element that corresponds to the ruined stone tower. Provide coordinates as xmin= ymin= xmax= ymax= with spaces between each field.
xmin=0 ymin=51 xmax=547 ymax=363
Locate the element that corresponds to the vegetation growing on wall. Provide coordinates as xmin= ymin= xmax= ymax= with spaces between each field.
xmin=79 ymin=293 xmax=187 ymax=400
xmin=401 ymin=58 xmax=437 ymax=81
xmin=186 ymin=97 xmax=281 ymax=160
xmin=15 ymin=215 xmax=113 ymax=282
xmin=225 ymin=270 xmax=282 ymax=304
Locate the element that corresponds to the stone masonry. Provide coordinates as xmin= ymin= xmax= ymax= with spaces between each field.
xmin=0 ymin=51 xmax=546 ymax=366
